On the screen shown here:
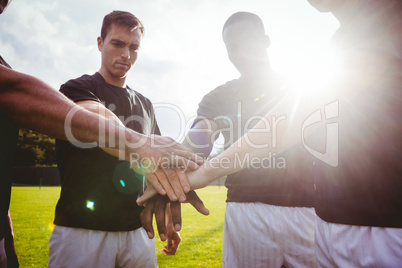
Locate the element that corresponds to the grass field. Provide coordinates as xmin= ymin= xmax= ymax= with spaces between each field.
xmin=9 ymin=186 xmax=227 ymax=268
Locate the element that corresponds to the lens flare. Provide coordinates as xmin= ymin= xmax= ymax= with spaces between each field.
xmin=113 ymin=161 xmax=145 ymax=194
xmin=131 ymin=158 xmax=155 ymax=175
xmin=253 ymin=93 xmax=265 ymax=102
xmin=86 ymin=200 xmax=95 ymax=211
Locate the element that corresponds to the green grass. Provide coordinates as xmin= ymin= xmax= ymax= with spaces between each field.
xmin=9 ymin=186 xmax=227 ymax=267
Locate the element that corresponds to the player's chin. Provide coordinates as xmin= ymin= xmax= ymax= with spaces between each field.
xmin=113 ymin=69 xmax=130 ymax=79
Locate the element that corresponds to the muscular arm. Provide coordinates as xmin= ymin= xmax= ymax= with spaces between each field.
xmin=0 ymin=65 xmax=203 ymax=169
xmin=137 ymin=92 xmax=321 ymax=200
xmin=0 ymin=64 xmax=111 ymax=142
xmin=186 ymin=69 xmax=383 ymax=189
xmin=185 ymin=90 xmax=333 ymax=188
xmin=75 ymin=100 xmax=124 ymax=157
xmin=139 ymin=51 xmax=393 ymax=199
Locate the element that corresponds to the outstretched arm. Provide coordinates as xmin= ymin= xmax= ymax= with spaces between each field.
xmin=0 ymin=64 xmax=106 ymax=141
xmin=185 ymin=90 xmax=331 ymax=188
xmin=139 ymin=44 xmax=395 ymax=198
xmin=186 ymin=63 xmax=387 ymax=188
xmin=145 ymin=118 xmax=219 ymax=198
xmin=77 ymin=100 xmax=198 ymax=201
xmin=137 ymin=118 xmax=219 ymax=205
xmin=145 ymin=71 xmax=375 ymax=194
xmin=137 ymin=89 xmax=328 ymax=202
xmin=0 ymin=65 xmax=203 ymax=169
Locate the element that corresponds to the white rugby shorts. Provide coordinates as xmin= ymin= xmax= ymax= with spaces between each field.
xmin=48 ymin=226 xmax=157 ymax=268
xmin=315 ymin=216 xmax=402 ymax=267
xmin=223 ymin=202 xmax=317 ymax=268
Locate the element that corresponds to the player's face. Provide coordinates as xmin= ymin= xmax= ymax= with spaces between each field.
xmin=98 ymin=24 xmax=142 ymax=82
xmin=0 ymin=0 xmax=12 ymax=14
xmin=223 ymin=20 xmax=268 ymax=76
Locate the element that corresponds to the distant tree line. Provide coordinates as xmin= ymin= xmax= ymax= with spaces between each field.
xmin=15 ymin=128 xmax=56 ymax=167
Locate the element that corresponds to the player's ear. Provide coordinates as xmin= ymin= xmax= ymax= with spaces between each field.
xmin=97 ymin=36 xmax=104 ymax=52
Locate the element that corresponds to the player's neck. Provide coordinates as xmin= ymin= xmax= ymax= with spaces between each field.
xmin=98 ymin=69 xmax=127 ymax=88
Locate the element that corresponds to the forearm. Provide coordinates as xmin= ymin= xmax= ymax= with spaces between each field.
xmin=186 ymin=53 xmax=388 ymax=189
xmin=188 ymin=88 xmax=345 ymax=189
xmin=0 ymin=66 xmax=144 ymax=149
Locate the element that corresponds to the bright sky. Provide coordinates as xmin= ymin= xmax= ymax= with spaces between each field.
xmin=0 ymin=0 xmax=339 ymax=143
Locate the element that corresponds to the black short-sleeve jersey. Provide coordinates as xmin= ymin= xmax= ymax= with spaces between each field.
xmin=194 ymin=74 xmax=315 ymax=207
xmin=54 ymin=72 xmax=160 ymax=231
xmin=313 ymin=0 xmax=402 ymax=227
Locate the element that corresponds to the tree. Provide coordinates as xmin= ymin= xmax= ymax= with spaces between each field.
xmin=15 ymin=128 xmax=57 ymax=166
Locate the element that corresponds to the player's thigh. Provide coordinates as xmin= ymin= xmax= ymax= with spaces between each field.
xmin=315 ymin=218 xmax=337 ymax=268
xmin=369 ymin=227 xmax=402 ymax=267
xmin=283 ymin=207 xmax=317 ymax=268
xmin=48 ymin=226 xmax=118 ymax=268
xmin=315 ymin=217 xmax=402 ymax=267
xmin=223 ymin=202 xmax=284 ymax=268
xmin=118 ymin=228 xmax=157 ymax=268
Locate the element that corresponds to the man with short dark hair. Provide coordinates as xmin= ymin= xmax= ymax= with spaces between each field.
xmin=0 ymin=1 xmax=201 ymax=267
xmin=48 ymin=10 xmax=180 ymax=267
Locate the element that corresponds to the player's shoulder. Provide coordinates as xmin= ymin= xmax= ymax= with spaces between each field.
xmin=220 ymin=78 xmax=240 ymax=92
xmin=197 ymin=79 xmax=239 ymax=107
xmin=206 ymin=79 xmax=239 ymax=97
xmin=61 ymin=73 xmax=99 ymax=92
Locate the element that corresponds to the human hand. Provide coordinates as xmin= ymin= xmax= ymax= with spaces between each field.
xmin=145 ymin=167 xmax=190 ymax=202
xmin=140 ymin=191 xmax=209 ymax=240
xmin=140 ymin=195 xmax=179 ymax=241
xmin=137 ymin=183 xmax=158 ymax=207
xmin=137 ymin=164 xmax=216 ymax=205
xmin=126 ymin=133 xmax=204 ymax=173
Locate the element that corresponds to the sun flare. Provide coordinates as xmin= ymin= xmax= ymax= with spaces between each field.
xmin=277 ymin=45 xmax=340 ymax=94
